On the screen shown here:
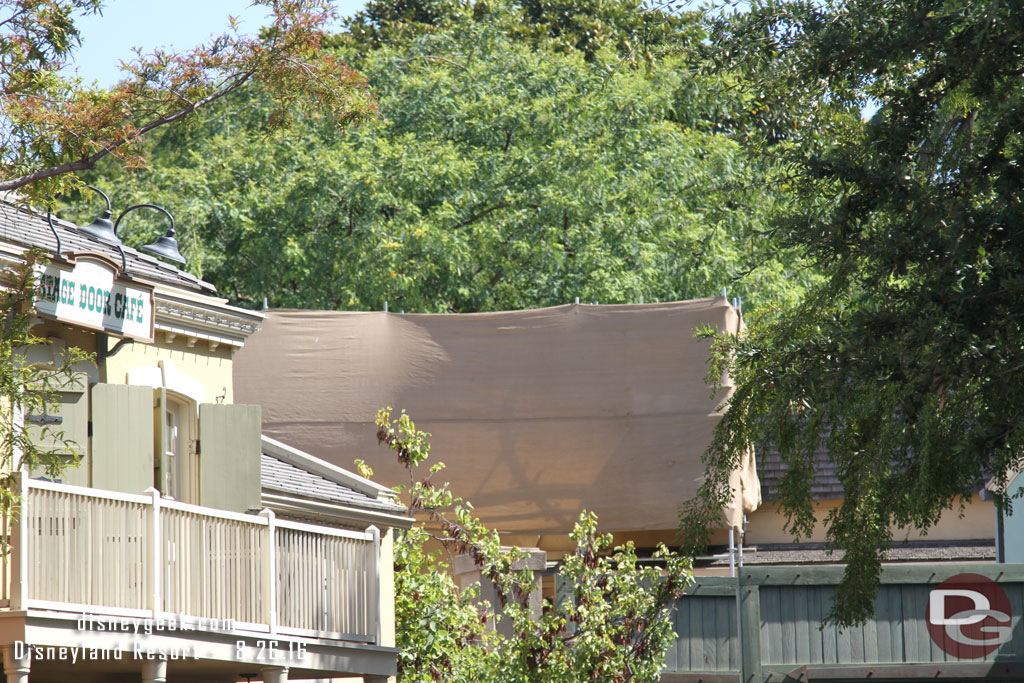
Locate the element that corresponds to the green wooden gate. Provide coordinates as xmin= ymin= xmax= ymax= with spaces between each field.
xmin=663 ymin=564 xmax=1024 ymax=682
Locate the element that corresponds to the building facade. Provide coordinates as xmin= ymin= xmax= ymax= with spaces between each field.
xmin=0 ymin=200 xmax=401 ymax=683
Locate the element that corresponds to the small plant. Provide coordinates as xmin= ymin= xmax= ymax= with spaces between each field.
xmin=375 ymin=407 xmax=692 ymax=682
xmin=1 ymin=249 xmax=92 ymax=521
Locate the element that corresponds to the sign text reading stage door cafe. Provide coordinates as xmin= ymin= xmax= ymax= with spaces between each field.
xmin=35 ymin=254 xmax=154 ymax=343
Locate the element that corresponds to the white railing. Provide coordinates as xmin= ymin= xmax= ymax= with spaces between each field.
xmin=275 ymin=520 xmax=380 ymax=640
xmin=160 ymin=500 xmax=268 ymax=625
xmin=3 ymin=476 xmax=381 ymax=643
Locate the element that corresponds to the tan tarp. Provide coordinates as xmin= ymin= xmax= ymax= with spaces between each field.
xmin=235 ymin=298 xmax=759 ymax=534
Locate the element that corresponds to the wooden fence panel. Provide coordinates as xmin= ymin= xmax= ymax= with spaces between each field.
xmin=665 ymin=579 xmax=740 ymax=675
xmin=663 ymin=564 xmax=1024 ymax=682
xmin=670 ymin=596 xmax=738 ymax=672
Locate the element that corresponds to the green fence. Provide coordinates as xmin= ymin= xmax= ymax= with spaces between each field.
xmin=663 ymin=563 xmax=1024 ymax=682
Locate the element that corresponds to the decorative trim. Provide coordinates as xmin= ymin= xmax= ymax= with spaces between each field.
xmin=154 ymin=295 xmax=262 ymax=348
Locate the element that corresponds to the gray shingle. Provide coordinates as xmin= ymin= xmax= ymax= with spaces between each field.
xmin=703 ymin=540 xmax=995 ymax=567
xmin=261 ymin=452 xmax=405 ymax=514
xmin=757 ymin=445 xmax=845 ymax=501
xmin=0 ymin=201 xmax=217 ymax=294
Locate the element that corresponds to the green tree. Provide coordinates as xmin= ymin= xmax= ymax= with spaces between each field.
xmin=0 ymin=0 xmax=373 ymax=205
xmin=71 ymin=11 xmax=806 ymax=313
xmin=1 ymin=251 xmax=91 ymax=517
xmin=341 ymin=0 xmax=692 ymax=64
xmin=373 ymin=408 xmax=691 ymax=682
xmin=682 ymin=0 xmax=1024 ymax=626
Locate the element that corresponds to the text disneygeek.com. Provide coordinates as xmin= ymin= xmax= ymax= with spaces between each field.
xmin=77 ymin=613 xmax=236 ymax=635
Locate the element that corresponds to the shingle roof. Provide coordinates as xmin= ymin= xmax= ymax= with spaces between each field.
xmin=0 ymin=200 xmax=216 ymax=294
xmin=758 ymin=445 xmax=844 ymax=501
xmin=702 ymin=540 xmax=995 ymax=567
xmin=261 ymin=452 xmax=406 ymax=514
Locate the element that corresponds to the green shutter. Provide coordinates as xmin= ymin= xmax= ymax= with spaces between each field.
xmin=90 ymin=383 xmax=155 ymax=494
xmin=26 ymin=372 xmax=89 ymax=487
xmin=198 ymin=403 xmax=262 ymax=513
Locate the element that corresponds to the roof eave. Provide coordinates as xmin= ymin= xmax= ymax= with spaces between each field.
xmin=261 ymin=491 xmax=413 ymax=530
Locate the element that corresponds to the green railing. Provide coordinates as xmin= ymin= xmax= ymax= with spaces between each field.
xmin=663 ymin=563 xmax=1024 ymax=682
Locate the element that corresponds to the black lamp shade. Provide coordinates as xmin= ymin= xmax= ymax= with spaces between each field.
xmin=140 ymin=230 xmax=186 ymax=264
xmin=78 ymin=209 xmax=122 ymax=246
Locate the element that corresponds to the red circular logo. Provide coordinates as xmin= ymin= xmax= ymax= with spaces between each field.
xmin=926 ymin=573 xmax=1012 ymax=659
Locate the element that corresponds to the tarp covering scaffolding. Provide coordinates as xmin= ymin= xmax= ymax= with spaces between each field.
xmin=235 ymin=297 xmax=759 ymax=534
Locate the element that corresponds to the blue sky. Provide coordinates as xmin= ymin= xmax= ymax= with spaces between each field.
xmin=71 ymin=0 xmax=368 ymax=87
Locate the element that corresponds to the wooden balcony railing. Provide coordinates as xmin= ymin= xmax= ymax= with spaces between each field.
xmin=0 ymin=476 xmax=381 ymax=644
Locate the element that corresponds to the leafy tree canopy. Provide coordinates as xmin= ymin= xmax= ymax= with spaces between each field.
xmin=0 ymin=0 xmax=373 ymax=205
xmin=682 ymin=0 xmax=1024 ymax=626
xmin=70 ymin=7 xmax=810 ymax=313
xmin=341 ymin=0 xmax=695 ymax=64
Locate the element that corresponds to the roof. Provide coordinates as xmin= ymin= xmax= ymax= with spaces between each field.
xmin=701 ymin=540 xmax=996 ymax=568
xmin=0 ymin=199 xmax=216 ymax=294
xmin=262 ymin=453 xmax=407 ymax=514
xmin=758 ymin=446 xmax=844 ymax=501
xmin=759 ymin=446 xmax=992 ymax=502
xmin=260 ymin=436 xmax=406 ymax=517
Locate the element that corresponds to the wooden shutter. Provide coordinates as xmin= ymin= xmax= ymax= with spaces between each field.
xmin=26 ymin=372 xmax=89 ymax=487
xmin=198 ymin=403 xmax=262 ymax=513
xmin=90 ymin=383 xmax=154 ymax=494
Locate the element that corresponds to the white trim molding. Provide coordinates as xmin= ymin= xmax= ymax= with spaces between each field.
xmin=154 ymin=292 xmax=263 ymax=349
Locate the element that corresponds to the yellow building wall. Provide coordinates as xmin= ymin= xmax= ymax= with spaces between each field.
xmin=379 ymin=528 xmax=397 ymax=648
xmin=745 ymin=495 xmax=995 ymax=544
xmin=30 ymin=320 xmax=100 ymax=359
xmin=101 ymin=332 xmax=235 ymax=404
xmin=503 ymin=494 xmax=995 ymax=562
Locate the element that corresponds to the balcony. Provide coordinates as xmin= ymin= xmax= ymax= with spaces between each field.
xmin=0 ymin=476 xmax=397 ymax=682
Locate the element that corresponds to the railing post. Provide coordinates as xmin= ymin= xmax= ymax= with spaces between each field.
xmin=145 ymin=487 xmax=162 ymax=618
xmin=368 ymin=525 xmax=381 ymax=645
xmin=9 ymin=472 xmax=29 ymax=610
xmin=739 ymin=572 xmax=763 ymax=683
xmin=259 ymin=509 xmax=277 ymax=634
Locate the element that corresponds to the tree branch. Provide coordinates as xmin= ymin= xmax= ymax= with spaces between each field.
xmin=398 ymin=55 xmax=469 ymax=71
xmin=453 ymin=202 xmax=509 ymax=230
xmin=0 ymin=69 xmax=256 ymax=192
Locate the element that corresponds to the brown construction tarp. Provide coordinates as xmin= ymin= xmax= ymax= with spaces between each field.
xmin=235 ymin=298 xmax=759 ymax=534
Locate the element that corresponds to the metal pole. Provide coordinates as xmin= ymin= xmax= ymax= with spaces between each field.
xmin=729 ymin=527 xmax=736 ymax=577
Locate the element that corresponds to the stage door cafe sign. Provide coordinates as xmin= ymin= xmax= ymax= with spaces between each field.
xmin=34 ymin=254 xmax=154 ymax=343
